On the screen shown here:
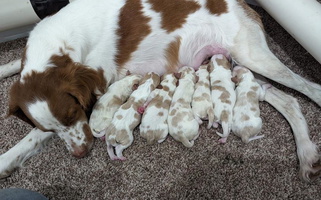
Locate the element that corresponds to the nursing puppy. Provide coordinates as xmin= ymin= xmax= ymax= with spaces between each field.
xmin=105 ymin=72 xmax=160 ymax=160
xmin=209 ymin=54 xmax=236 ymax=143
xmin=231 ymin=66 xmax=268 ymax=143
xmin=168 ymin=66 xmax=199 ymax=147
xmin=192 ymin=64 xmax=215 ymax=129
xmin=89 ymin=73 xmax=141 ymax=138
xmin=139 ymin=73 xmax=179 ymax=144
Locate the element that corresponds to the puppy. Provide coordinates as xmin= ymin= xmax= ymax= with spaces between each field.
xmin=231 ymin=66 xmax=269 ymax=143
xmin=139 ymin=73 xmax=179 ymax=144
xmin=168 ymin=66 xmax=199 ymax=147
xmin=89 ymin=73 xmax=141 ymax=138
xmin=209 ymin=54 xmax=236 ymax=143
xmin=105 ymin=72 xmax=160 ymax=160
xmin=192 ymin=64 xmax=215 ymax=129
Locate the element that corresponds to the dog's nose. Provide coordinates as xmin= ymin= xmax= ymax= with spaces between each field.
xmin=71 ymin=145 xmax=89 ymax=158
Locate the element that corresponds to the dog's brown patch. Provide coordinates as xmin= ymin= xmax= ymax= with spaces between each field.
xmin=115 ymin=0 xmax=151 ymax=67
xmin=164 ymin=37 xmax=181 ymax=73
xmin=148 ymin=0 xmax=201 ymax=33
xmin=206 ymin=0 xmax=228 ymax=16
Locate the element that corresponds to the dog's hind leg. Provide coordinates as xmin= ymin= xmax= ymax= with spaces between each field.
xmin=0 ymin=59 xmax=21 ymax=80
xmin=230 ymin=25 xmax=321 ymax=107
xmin=256 ymin=75 xmax=321 ymax=182
xmin=0 ymin=128 xmax=54 ymax=179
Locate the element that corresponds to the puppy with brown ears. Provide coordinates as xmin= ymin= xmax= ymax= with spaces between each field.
xmin=231 ymin=66 xmax=269 ymax=143
xmin=139 ymin=73 xmax=179 ymax=144
xmin=105 ymin=72 xmax=160 ymax=160
xmin=89 ymin=72 xmax=141 ymax=138
xmin=192 ymin=64 xmax=215 ymax=129
xmin=168 ymin=66 xmax=199 ymax=147
xmin=209 ymin=54 xmax=236 ymax=143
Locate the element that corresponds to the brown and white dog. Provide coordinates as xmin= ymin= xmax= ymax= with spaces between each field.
xmin=105 ymin=72 xmax=160 ymax=160
xmin=168 ymin=66 xmax=199 ymax=147
xmin=89 ymin=73 xmax=141 ymax=138
xmin=231 ymin=66 xmax=267 ymax=143
xmin=1 ymin=0 xmax=321 ymax=181
xmin=209 ymin=54 xmax=236 ymax=143
xmin=139 ymin=73 xmax=178 ymax=144
xmin=192 ymin=64 xmax=215 ymax=129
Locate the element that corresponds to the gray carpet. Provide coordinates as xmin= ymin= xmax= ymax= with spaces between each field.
xmin=1 ymin=5 xmax=321 ymax=200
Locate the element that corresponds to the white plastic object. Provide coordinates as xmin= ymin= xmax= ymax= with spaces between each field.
xmin=256 ymin=0 xmax=321 ymax=64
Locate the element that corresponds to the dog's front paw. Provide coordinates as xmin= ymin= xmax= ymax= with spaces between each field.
xmin=0 ymin=157 xmax=17 ymax=179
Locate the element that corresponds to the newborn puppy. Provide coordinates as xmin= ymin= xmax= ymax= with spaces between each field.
xmin=168 ymin=66 xmax=199 ymax=147
xmin=139 ymin=73 xmax=179 ymax=144
xmin=89 ymin=73 xmax=141 ymax=138
xmin=105 ymin=72 xmax=160 ymax=160
xmin=209 ymin=54 xmax=236 ymax=143
xmin=192 ymin=64 xmax=214 ymax=129
xmin=231 ymin=66 xmax=268 ymax=143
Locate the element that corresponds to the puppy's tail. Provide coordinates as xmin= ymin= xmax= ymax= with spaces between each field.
xmin=207 ymin=107 xmax=215 ymax=129
xmin=181 ymin=137 xmax=194 ymax=148
xmin=216 ymin=121 xmax=230 ymax=138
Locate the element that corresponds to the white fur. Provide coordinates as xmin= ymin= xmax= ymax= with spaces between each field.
xmin=105 ymin=72 xmax=160 ymax=160
xmin=209 ymin=54 xmax=236 ymax=142
xmin=89 ymin=74 xmax=142 ymax=137
xmin=168 ymin=67 xmax=199 ymax=147
xmin=192 ymin=64 xmax=214 ymax=129
xmin=139 ymin=73 xmax=178 ymax=144
xmin=231 ymin=66 xmax=265 ymax=143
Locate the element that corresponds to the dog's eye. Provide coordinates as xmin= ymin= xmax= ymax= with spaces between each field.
xmin=64 ymin=109 xmax=78 ymax=126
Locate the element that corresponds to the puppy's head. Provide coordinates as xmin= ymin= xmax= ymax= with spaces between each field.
xmin=231 ymin=66 xmax=250 ymax=85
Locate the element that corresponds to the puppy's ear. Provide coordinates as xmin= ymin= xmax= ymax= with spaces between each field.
xmin=156 ymin=85 xmax=163 ymax=89
xmin=207 ymin=63 xmax=214 ymax=73
xmin=231 ymin=76 xmax=239 ymax=85
xmin=174 ymin=72 xmax=181 ymax=79
xmin=132 ymin=84 xmax=139 ymax=91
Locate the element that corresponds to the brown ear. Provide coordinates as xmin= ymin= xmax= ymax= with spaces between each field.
xmin=63 ymin=64 xmax=106 ymax=109
xmin=174 ymin=72 xmax=181 ymax=79
xmin=8 ymin=82 xmax=35 ymax=127
xmin=231 ymin=76 xmax=238 ymax=84
xmin=156 ymin=85 xmax=163 ymax=89
xmin=132 ymin=84 xmax=139 ymax=91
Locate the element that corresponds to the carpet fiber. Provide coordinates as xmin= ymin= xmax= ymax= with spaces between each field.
xmin=1 ymin=5 xmax=321 ymax=200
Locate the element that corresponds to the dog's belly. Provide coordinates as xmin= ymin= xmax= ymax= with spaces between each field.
xmin=124 ymin=44 xmax=229 ymax=75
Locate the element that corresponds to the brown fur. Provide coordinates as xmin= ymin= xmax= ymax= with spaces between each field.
xmin=115 ymin=0 xmax=152 ymax=67
xmin=206 ymin=0 xmax=228 ymax=15
xmin=148 ymin=0 xmax=201 ymax=33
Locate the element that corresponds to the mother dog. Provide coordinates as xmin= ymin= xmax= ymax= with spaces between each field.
xmin=1 ymin=0 xmax=321 ymax=181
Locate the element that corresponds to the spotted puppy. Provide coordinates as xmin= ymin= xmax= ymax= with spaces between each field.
xmin=231 ymin=66 xmax=269 ymax=143
xmin=209 ymin=54 xmax=236 ymax=143
xmin=139 ymin=73 xmax=179 ymax=144
xmin=105 ymin=72 xmax=160 ymax=160
xmin=168 ymin=66 xmax=199 ymax=147
xmin=192 ymin=64 xmax=215 ymax=129
xmin=89 ymin=73 xmax=141 ymax=138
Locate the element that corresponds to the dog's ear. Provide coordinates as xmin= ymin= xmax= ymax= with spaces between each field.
xmin=7 ymin=82 xmax=35 ymax=127
xmin=63 ymin=64 xmax=106 ymax=109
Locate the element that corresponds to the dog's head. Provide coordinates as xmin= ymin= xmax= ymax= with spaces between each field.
xmin=8 ymin=54 xmax=107 ymax=158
